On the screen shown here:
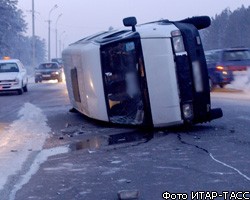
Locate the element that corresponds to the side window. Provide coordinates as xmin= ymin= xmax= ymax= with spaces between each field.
xmin=17 ymin=61 xmax=24 ymax=71
xmin=71 ymin=68 xmax=81 ymax=103
xmin=101 ymin=41 xmax=145 ymax=125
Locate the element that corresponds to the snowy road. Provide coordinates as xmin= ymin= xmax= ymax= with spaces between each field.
xmin=0 ymin=82 xmax=250 ymax=200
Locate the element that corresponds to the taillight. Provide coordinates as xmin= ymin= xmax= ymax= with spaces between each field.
xmin=216 ymin=65 xmax=224 ymax=71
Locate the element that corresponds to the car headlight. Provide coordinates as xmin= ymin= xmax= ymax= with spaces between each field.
xmin=52 ymin=71 xmax=59 ymax=75
xmin=14 ymin=77 xmax=20 ymax=85
xmin=171 ymin=30 xmax=185 ymax=53
xmin=182 ymin=103 xmax=193 ymax=120
xmin=35 ymin=72 xmax=41 ymax=75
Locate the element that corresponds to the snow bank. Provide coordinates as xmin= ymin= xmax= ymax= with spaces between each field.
xmin=0 ymin=103 xmax=50 ymax=190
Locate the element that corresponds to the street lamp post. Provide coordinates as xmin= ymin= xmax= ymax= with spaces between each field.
xmin=59 ymin=31 xmax=66 ymax=55
xmin=32 ymin=0 xmax=35 ymax=68
xmin=48 ymin=4 xmax=58 ymax=61
xmin=55 ymin=13 xmax=62 ymax=58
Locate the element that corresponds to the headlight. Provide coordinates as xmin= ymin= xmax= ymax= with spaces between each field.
xmin=171 ymin=30 xmax=185 ymax=53
xmin=52 ymin=71 xmax=59 ymax=75
xmin=14 ymin=77 xmax=20 ymax=85
xmin=35 ymin=72 xmax=41 ymax=75
xmin=182 ymin=103 xmax=193 ymax=120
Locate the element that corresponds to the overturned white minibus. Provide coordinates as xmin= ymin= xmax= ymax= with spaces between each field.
xmin=62 ymin=16 xmax=222 ymax=127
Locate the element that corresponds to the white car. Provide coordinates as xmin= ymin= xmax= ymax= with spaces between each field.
xmin=0 ymin=59 xmax=28 ymax=95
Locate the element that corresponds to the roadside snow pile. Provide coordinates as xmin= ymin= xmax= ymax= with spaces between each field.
xmin=0 ymin=103 xmax=50 ymax=191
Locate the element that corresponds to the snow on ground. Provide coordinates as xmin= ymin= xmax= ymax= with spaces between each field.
xmin=226 ymin=73 xmax=250 ymax=92
xmin=0 ymin=103 xmax=50 ymax=190
xmin=211 ymin=74 xmax=250 ymax=100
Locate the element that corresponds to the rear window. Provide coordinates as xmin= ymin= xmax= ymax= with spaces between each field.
xmin=0 ymin=63 xmax=19 ymax=73
xmin=205 ymin=51 xmax=220 ymax=63
xmin=223 ymin=50 xmax=250 ymax=61
xmin=38 ymin=63 xmax=59 ymax=69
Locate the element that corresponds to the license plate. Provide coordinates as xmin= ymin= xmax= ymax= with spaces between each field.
xmin=42 ymin=75 xmax=51 ymax=77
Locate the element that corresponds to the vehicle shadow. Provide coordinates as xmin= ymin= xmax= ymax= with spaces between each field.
xmin=67 ymin=108 xmax=222 ymax=151
xmin=0 ymin=91 xmax=19 ymax=96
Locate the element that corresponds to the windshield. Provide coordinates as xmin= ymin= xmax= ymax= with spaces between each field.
xmin=0 ymin=63 xmax=19 ymax=73
xmin=223 ymin=50 xmax=250 ymax=61
xmin=101 ymin=40 xmax=147 ymax=125
xmin=38 ymin=63 xmax=59 ymax=69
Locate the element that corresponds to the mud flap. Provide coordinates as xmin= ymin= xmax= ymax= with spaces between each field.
xmin=209 ymin=108 xmax=223 ymax=121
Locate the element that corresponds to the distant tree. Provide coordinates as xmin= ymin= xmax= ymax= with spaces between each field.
xmin=0 ymin=0 xmax=46 ymax=68
xmin=0 ymin=0 xmax=26 ymax=56
xmin=201 ymin=8 xmax=231 ymax=50
xmin=34 ymin=36 xmax=46 ymax=65
xmin=201 ymin=5 xmax=250 ymax=50
xmin=224 ymin=5 xmax=250 ymax=47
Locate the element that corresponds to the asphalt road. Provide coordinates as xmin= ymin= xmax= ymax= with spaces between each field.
xmin=0 ymin=82 xmax=250 ymax=200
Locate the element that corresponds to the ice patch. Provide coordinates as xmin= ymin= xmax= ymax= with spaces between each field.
xmin=156 ymin=166 xmax=182 ymax=170
xmin=117 ymin=179 xmax=128 ymax=183
xmin=237 ymin=116 xmax=250 ymax=121
xmin=101 ymin=167 xmax=120 ymax=175
xmin=111 ymin=160 xmax=122 ymax=164
xmin=79 ymin=189 xmax=92 ymax=195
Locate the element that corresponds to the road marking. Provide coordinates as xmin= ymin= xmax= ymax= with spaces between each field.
xmin=178 ymin=134 xmax=250 ymax=182
xmin=9 ymin=146 xmax=69 ymax=200
xmin=209 ymin=153 xmax=250 ymax=181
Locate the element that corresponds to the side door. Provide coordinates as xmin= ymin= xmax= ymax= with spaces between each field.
xmin=17 ymin=61 xmax=28 ymax=85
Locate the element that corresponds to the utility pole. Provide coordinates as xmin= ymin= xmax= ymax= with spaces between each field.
xmin=48 ymin=4 xmax=58 ymax=61
xmin=59 ymin=31 xmax=65 ymax=55
xmin=32 ymin=0 xmax=35 ymax=68
xmin=55 ymin=14 xmax=62 ymax=58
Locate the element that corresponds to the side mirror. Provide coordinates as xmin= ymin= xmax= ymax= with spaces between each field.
xmin=123 ymin=17 xmax=137 ymax=32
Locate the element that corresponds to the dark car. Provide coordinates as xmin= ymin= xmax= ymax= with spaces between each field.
xmin=205 ymin=47 xmax=250 ymax=89
xmin=35 ymin=62 xmax=63 ymax=83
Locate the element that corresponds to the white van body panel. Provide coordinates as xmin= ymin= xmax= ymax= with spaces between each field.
xmin=141 ymin=38 xmax=182 ymax=126
xmin=62 ymin=43 xmax=108 ymax=121
xmin=137 ymin=23 xmax=177 ymax=38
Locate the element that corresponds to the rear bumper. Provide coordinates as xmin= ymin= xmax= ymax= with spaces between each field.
xmin=35 ymin=74 xmax=61 ymax=80
xmin=213 ymin=72 xmax=234 ymax=85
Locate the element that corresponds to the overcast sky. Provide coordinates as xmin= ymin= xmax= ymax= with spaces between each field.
xmin=17 ymin=0 xmax=250 ymax=58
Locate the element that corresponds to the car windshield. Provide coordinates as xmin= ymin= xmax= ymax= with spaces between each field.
xmin=38 ymin=63 xmax=59 ymax=69
xmin=223 ymin=50 xmax=250 ymax=61
xmin=0 ymin=63 xmax=19 ymax=73
xmin=51 ymin=58 xmax=63 ymax=65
